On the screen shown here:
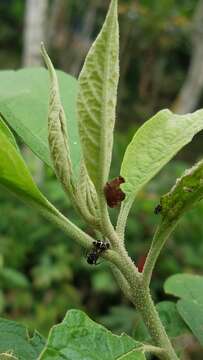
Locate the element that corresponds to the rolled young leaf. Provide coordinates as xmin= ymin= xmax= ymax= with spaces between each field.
xmin=41 ymin=43 xmax=75 ymax=195
xmin=77 ymin=0 xmax=119 ymax=192
xmin=76 ymin=160 xmax=99 ymax=219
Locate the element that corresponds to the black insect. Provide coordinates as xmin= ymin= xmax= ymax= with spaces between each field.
xmin=154 ymin=204 xmax=162 ymax=215
xmin=86 ymin=240 xmax=110 ymax=265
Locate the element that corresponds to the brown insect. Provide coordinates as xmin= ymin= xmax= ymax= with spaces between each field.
xmin=104 ymin=176 xmax=126 ymax=208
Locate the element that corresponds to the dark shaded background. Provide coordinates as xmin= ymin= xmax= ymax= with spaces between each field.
xmin=0 ymin=1 xmax=203 ymax=359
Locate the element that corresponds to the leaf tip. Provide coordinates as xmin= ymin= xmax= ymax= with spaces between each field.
xmin=40 ymin=41 xmax=47 ymax=60
xmin=41 ymin=43 xmax=56 ymax=83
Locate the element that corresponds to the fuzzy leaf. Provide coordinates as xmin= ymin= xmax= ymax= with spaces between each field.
xmin=160 ymin=160 xmax=203 ymax=221
xmin=39 ymin=309 xmax=146 ymax=360
xmin=0 ymin=68 xmax=80 ymax=174
xmin=41 ymin=44 xmax=75 ymax=194
xmin=121 ymin=109 xmax=203 ymax=197
xmin=77 ymin=0 xmax=119 ymax=191
xmin=76 ymin=161 xmax=98 ymax=217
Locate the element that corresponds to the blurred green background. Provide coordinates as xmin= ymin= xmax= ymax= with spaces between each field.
xmin=1 ymin=0 xmax=203 ymax=358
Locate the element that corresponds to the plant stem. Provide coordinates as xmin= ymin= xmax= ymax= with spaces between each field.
xmin=29 ymin=198 xmax=94 ymax=249
xmin=110 ymin=244 xmax=179 ymax=360
xmin=116 ymin=197 xmax=134 ymax=242
xmin=135 ymin=345 xmax=167 ymax=359
xmin=110 ymin=264 xmax=133 ymax=301
xmin=133 ymin=286 xmax=179 ymax=360
xmin=98 ymin=189 xmax=120 ymax=248
xmin=142 ymin=220 xmax=177 ymax=287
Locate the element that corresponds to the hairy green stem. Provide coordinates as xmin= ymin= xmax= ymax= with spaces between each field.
xmin=133 ymin=286 xmax=179 ymax=360
xmin=135 ymin=345 xmax=167 ymax=359
xmin=109 ymin=243 xmax=179 ymax=360
xmin=142 ymin=220 xmax=177 ymax=288
xmin=110 ymin=264 xmax=133 ymax=301
xmin=119 ymin=344 xmax=166 ymax=360
xmin=116 ymin=198 xmax=134 ymax=242
xmin=98 ymin=190 xmax=120 ymax=248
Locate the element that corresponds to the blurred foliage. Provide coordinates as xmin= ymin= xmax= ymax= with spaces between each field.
xmin=0 ymin=0 xmax=24 ymax=68
xmin=0 ymin=1 xmax=203 ymax=359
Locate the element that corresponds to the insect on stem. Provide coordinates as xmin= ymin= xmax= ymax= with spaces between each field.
xmin=86 ymin=240 xmax=110 ymax=265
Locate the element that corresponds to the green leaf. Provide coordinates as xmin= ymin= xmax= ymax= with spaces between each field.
xmin=177 ymin=299 xmax=203 ymax=346
xmin=156 ymin=301 xmax=189 ymax=338
xmin=164 ymin=273 xmax=203 ymax=301
xmin=121 ymin=109 xmax=203 ymax=197
xmin=77 ymin=0 xmax=119 ymax=191
xmin=0 ymin=68 xmax=80 ymax=175
xmin=0 ymin=117 xmax=18 ymax=150
xmin=160 ymin=160 xmax=203 ymax=221
xmin=30 ymin=331 xmax=46 ymax=357
xmin=164 ymin=274 xmax=203 ymax=345
xmin=39 ymin=309 xmax=146 ymax=360
xmin=0 ymin=318 xmax=46 ymax=359
xmin=0 ymin=125 xmax=57 ymax=213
